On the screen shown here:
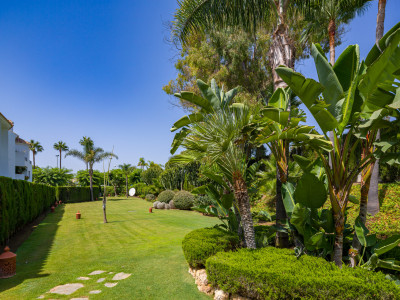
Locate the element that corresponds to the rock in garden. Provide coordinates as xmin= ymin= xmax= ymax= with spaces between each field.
xmin=165 ymin=204 xmax=170 ymax=209
xmin=231 ymin=295 xmax=250 ymax=300
xmin=97 ymin=278 xmax=105 ymax=283
xmin=157 ymin=202 xmax=165 ymax=209
xmin=195 ymin=269 xmax=208 ymax=286
xmin=49 ymin=283 xmax=84 ymax=295
xmin=77 ymin=276 xmax=90 ymax=280
xmin=112 ymin=272 xmax=131 ymax=280
xmin=169 ymin=200 xmax=175 ymax=209
xmin=214 ymin=289 xmax=229 ymax=300
xmin=88 ymin=270 xmax=106 ymax=275
xmin=89 ymin=290 xmax=102 ymax=294
xmin=105 ymin=282 xmax=118 ymax=288
xmin=198 ymin=284 xmax=213 ymax=295
xmin=153 ymin=201 xmax=160 ymax=208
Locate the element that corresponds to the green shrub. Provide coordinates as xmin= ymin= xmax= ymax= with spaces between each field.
xmin=57 ymin=186 xmax=100 ymax=203
xmin=173 ymin=190 xmax=194 ymax=210
xmin=193 ymin=194 xmax=213 ymax=207
xmin=182 ymin=228 xmax=239 ymax=268
xmin=145 ymin=194 xmax=155 ymax=201
xmin=206 ymin=247 xmax=400 ymax=300
xmin=158 ymin=190 xmax=175 ymax=203
xmin=0 ymin=176 xmax=56 ymax=245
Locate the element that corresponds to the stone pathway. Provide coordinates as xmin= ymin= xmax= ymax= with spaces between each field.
xmin=43 ymin=270 xmax=131 ymax=299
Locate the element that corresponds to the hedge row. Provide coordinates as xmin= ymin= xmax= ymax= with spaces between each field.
xmin=182 ymin=227 xmax=239 ymax=268
xmin=206 ymin=247 xmax=400 ymax=300
xmin=0 ymin=176 xmax=56 ymax=245
xmin=57 ymin=186 xmax=101 ymax=203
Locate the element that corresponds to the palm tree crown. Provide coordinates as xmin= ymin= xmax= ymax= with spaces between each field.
xmin=29 ymin=139 xmax=44 ymax=169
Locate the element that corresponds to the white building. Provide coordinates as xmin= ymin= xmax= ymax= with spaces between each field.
xmin=0 ymin=112 xmax=32 ymax=181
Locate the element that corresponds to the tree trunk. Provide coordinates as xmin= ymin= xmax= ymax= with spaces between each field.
xmin=376 ymin=0 xmax=387 ymax=46
xmin=89 ymin=168 xmax=94 ymax=201
xmin=232 ymin=172 xmax=256 ymax=249
xmin=351 ymin=158 xmax=373 ymax=267
xmin=368 ymin=0 xmax=386 ymax=215
xmin=59 ymin=149 xmax=62 ymax=169
xmin=275 ymin=165 xmax=289 ymax=248
xmin=333 ymin=210 xmax=344 ymax=268
xmin=103 ymin=173 xmax=107 ymax=223
xmin=113 ymin=185 xmax=118 ymax=197
xmin=33 ymin=152 xmax=36 ymax=169
xmin=268 ymin=21 xmax=294 ymax=249
xmin=328 ymin=19 xmax=336 ymax=65
xmin=126 ymin=176 xmax=129 ymax=198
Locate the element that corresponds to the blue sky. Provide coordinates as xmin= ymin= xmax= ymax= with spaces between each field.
xmin=1 ymin=0 xmax=399 ymax=172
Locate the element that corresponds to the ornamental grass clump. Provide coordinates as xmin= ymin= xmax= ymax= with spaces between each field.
xmin=206 ymin=247 xmax=400 ymax=300
xmin=158 ymin=190 xmax=175 ymax=203
xmin=182 ymin=228 xmax=239 ymax=268
xmin=173 ymin=190 xmax=195 ymax=210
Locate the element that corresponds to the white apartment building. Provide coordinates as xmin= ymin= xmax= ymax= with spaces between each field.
xmin=0 ymin=112 xmax=32 ymax=181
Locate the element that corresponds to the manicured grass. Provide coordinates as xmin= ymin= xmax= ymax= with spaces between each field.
xmin=0 ymin=197 xmax=218 ymax=299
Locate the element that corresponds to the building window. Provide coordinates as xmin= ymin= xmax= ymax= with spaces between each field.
xmin=15 ymin=166 xmax=27 ymax=174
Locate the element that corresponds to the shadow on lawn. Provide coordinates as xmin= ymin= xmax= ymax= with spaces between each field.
xmin=0 ymin=205 xmax=65 ymax=293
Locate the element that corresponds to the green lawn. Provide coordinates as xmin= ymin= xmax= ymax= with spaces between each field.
xmin=0 ymin=197 xmax=218 ymax=299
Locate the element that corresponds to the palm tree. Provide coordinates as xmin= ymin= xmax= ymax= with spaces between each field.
xmin=79 ymin=136 xmax=94 ymax=170
xmin=119 ymin=164 xmax=135 ymax=197
xmin=299 ymin=0 xmax=372 ymax=65
xmin=173 ymin=107 xmax=257 ymax=248
xmin=29 ymin=140 xmax=44 ymax=169
xmin=138 ymin=157 xmax=148 ymax=170
xmin=53 ymin=141 xmax=69 ymax=169
xmin=66 ymin=138 xmax=118 ymax=201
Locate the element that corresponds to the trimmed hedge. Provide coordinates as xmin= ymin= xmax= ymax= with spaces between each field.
xmin=182 ymin=227 xmax=239 ymax=268
xmin=158 ymin=190 xmax=175 ymax=203
xmin=57 ymin=186 xmax=100 ymax=203
xmin=0 ymin=176 xmax=56 ymax=245
xmin=173 ymin=190 xmax=194 ymax=210
xmin=206 ymin=247 xmax=400 ymax=300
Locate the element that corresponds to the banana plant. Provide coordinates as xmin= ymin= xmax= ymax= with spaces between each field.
xmin=245 ymin=87 xmax=331 ymax=247
xmin=275 ymin=23 xmax=400 ymax=267
xmin=170 ymin=79 xmax=239 ymax=154
xmin=353 ymin=216 xmax=400 ymax=272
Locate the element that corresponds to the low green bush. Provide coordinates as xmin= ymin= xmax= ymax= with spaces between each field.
xmin=182 ymin=227 xmax=239 ymax=268
xmin=158 ymin=190 xmax=175 ymax=203
xmin=193 ymin=194 xmax=213 ymax=207
xmin=206 ymin=247 xmax=400 ymax=300
xmin=173 ymin=190 xmax=194 ymax=210
xmin=57 ymin=186 xmax=100 ymax=203
xmin=145 ymin=194 xmax=155 ymax=201
xmin=133 ymin=183 xmax=158 ymax=198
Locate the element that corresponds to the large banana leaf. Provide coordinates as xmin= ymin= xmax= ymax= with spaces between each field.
xmin=359 ymin=28 xmax=400 ymax=113
xmin=170 ymin=128 xmax=189 ymax=154
xmin=268 ymin=88 xmax=287 ymax=110
xmin=293 ymin=173 xmax=327 ymax=209
xmin=170 ymin=112 xmax=204 ymax=132
xmin=372 ymin=235 xmax=400 ymax=256
xmin=281 ymin=182 xmax=295 ymax=217
xmin=276 ymin=66 xmax=338 ymax=133
xmin=173 ymin=91 xmax=212 ymax=112
xmin=197 ymin=79 xmax=222 ymax=110
xmin=311 ymin=44 xmax=344 ymax=120
xmin=261 ymin=107 xmax=289 ymax=127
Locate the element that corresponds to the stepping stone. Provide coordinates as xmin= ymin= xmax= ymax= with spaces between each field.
xmin=108 ymin=272 xmax=114 ymax=274
xmin=88 ymin=270 xmax=106 ymax=275
xmin=89 ymin=290 xmax=102 ymax=294
xmin=97 ymin=278 xmax=105 ymax=283
xmin=112 ymin=272 xmax=131 ymax=281
xmin=49 ymin=283 xmax=84 ymax=295
xmin=77 ymin=277 xmax=90 ymax=280
xmin=70 ymin=298 xmax=88 ymax=300
xmin=37 ymin=296 xmax=44 ymax=299
xmin=104 ymin=282 xmax=118 ymax=288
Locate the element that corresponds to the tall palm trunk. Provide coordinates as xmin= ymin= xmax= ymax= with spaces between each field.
xmin=126 ymin=176 xmax=129 ymax=198
xmin=33 ymin=152 xmax=36 ymax=169
xmin=232 ymin=172 xmax=256 ymax=249
xmin=89 ymin=168 xmax=94 ymax=202
xmin=103 ymin=170 xmax=108 ymax=223
xmin=59 ymin=149 xmax=62 ymax=169
xmin=333 ymin=209 xmax=345 ymax=267
xmin=368 ymin=0 xmax=386 ymax=216
xmin=328 ymin=19 xmax=336 ymax=65
xmin=268 ymin=6 xmax=295 ymax=248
